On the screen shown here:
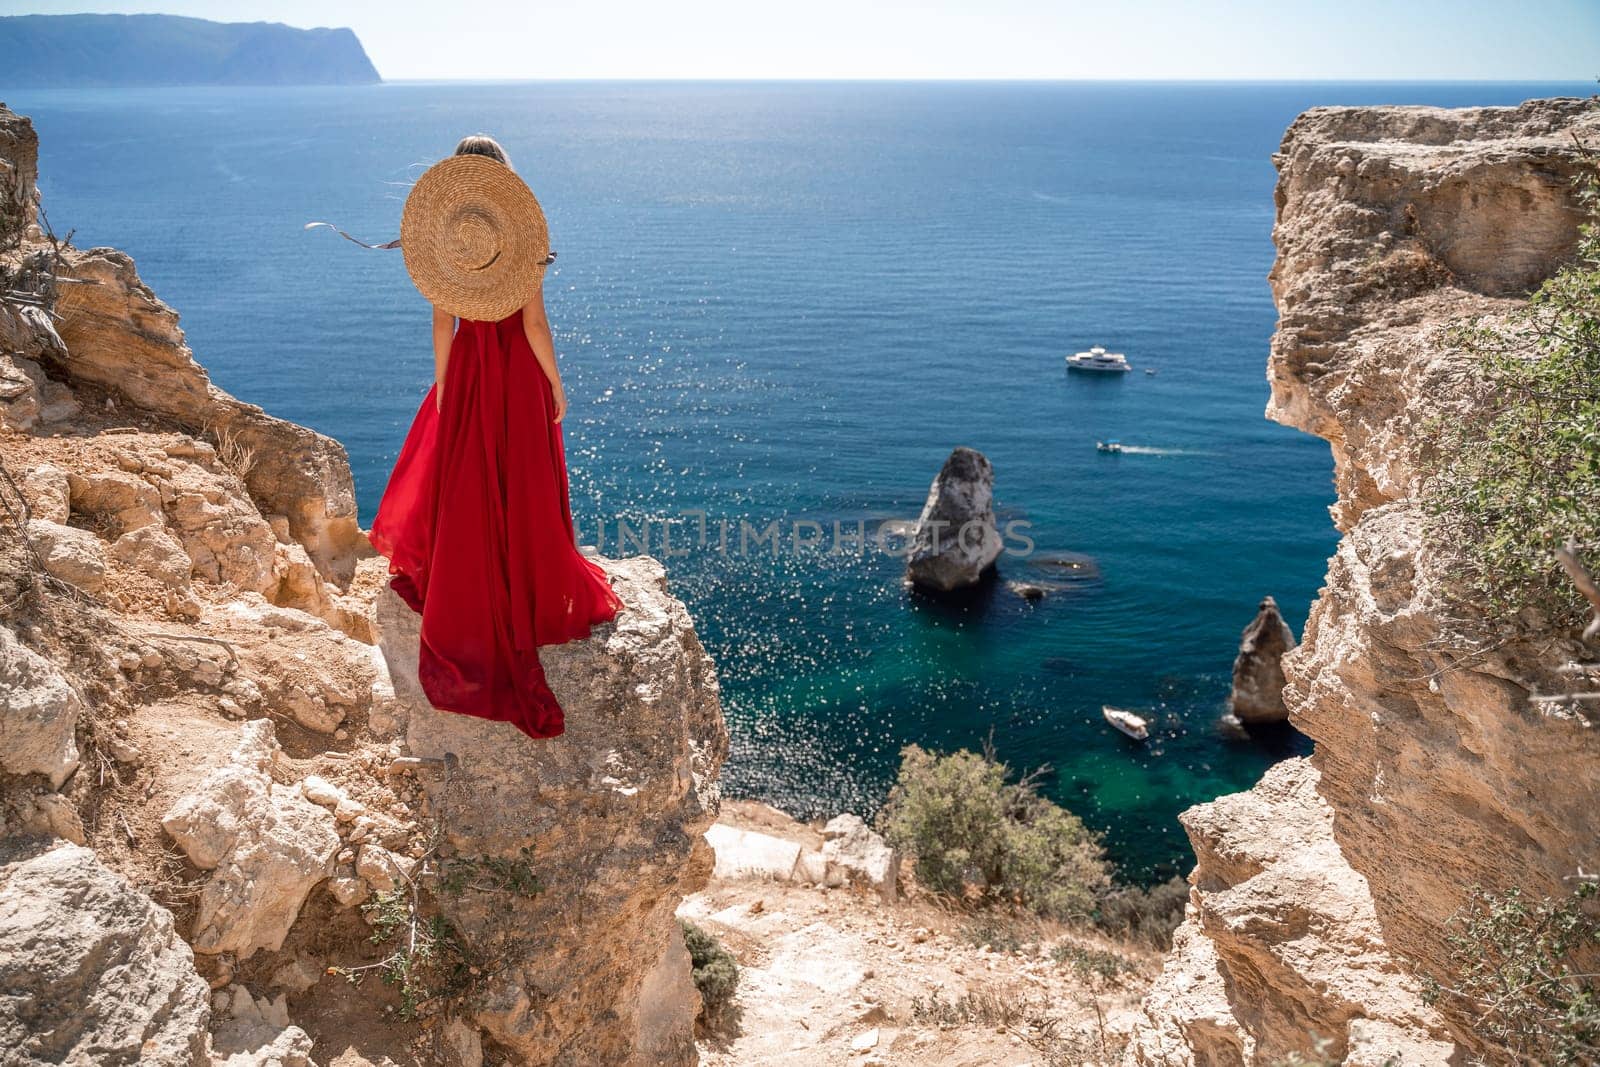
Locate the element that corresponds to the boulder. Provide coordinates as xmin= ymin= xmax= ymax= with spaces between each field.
xmin=26 ymin=517 xmax=107 ymax=593
xmin=821 ymin=813 xmax=899 ymax=901
xmin=0 ymin=840 xmax=211 ymax=1066
xmin=208 ymin=986 xmax=316 ymax=1067
xmin=388 ymin=555 xmax=727 ymax=1067
xmin=4 ymin=788 xmax=86 ymax=843
xmin=212 ymin=600 xmax=370 ymax=733
xmin=1228 ymin=596 xmax=1297 ymax=724
xmin=905 ymin=447 xmax=1003 ymax=592
xmin=19 ymin=463 xmax=69 ymax=524
xmin=111 ymin=522 xmax=195 ymax=588
xmin=704 ymin=823 xmax=803 ymax=881
xmin=0 ymin=354 xmax=44 ymax=430
xmin=0 ymin=625 xmax=82 ymax=787
xmin=67 ymin=468 xmax=163 ymax=531
xmin=354 ymin=844 xmax=413 ymax=894
xmin=162 ymin=719 xmax=340 ymax=957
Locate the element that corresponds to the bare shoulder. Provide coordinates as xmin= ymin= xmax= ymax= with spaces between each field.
xmin=521 ymin=283 xmax=549 ymax=323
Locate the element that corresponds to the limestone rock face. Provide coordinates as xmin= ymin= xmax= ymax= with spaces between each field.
xmin=906 ymin=446 xmax=1003 ymax=592
xmin=0 ymin=840 xmax=211 ymax=1066
xmin=0 ymin=105 xmax=38 ymax=243
xmin=0 ymin=625 xmax=82 ymax=787
xmin=162 ymin=720 xmax=340 ymax=958
xmin=387 ymin=555 xmax=728 ymax=1067
xmin=1133 ymin=98 xmax=1600 ymax=1065
xmin=1129 ymin=760 xmax=1455 ymax=1064
xmin=1227 ymin=596 xmax=1297 ymax=723
xmin=49 ymin=245 xmax=361 ymax=585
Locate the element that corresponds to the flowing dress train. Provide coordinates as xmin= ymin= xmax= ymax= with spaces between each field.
xmin=370 ymin=308 xmax=621 ymax=739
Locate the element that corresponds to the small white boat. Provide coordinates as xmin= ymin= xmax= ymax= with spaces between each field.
xmin=1096 ymin=439 xmax=1123 ymax=454
xmin=1067 ymin=346 xmax=1132 ymax=373
xmin=1102 ymin=706 xmax=1150 ymax=740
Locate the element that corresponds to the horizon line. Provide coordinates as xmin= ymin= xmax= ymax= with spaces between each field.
xmin=6 ymin=76 xmax=1585 ymax=88
xmin=373 ymin=76 xmax=1595 ymax=84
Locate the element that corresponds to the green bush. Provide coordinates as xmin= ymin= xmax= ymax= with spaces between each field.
xmin=1095 ymin=875 xmax=1190 ymax=950
xmin=1421 ymin=165 xmax=1600 ymax=630
xmin=1423 ymin=880 xmax=1600 ymax=1065
xmin=877 ymin=743 xmax=1110 ymax=921
xmin=339 ymin=888 xmax=468 ymax=1020
xmin=681 ymin=920 xmax=739 ymax=1030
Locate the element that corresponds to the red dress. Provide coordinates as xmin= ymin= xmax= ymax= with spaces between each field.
xmin=370 ymin=308 xmax=622 ymax=739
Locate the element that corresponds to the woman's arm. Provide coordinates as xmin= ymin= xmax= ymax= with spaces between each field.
xmin=432 ymin=305 xmax=455 ymax=412
xmin=520 ymin=285 xmax=567 ymax=423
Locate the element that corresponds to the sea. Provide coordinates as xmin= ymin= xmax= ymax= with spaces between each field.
xmin=6 ymin=79 xmax=1588 ymax=880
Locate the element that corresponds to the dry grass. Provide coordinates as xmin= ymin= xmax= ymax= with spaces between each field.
xmin=205 ymin=420 xmax=257 ymax=483
xmin=910 ymin=981 xmax=1128 ymax=1066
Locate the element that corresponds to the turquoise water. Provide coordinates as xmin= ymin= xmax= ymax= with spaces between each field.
xmin=8 ymin=80 xmax=1587 ymax=879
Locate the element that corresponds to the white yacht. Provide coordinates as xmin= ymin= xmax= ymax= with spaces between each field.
xmin=1067 ymin=346 xmax=1132 ymax=373
xmin=1102 ymin=706 xmax=1150 ymax=741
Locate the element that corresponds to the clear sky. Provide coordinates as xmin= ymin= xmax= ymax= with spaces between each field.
xmin=5 ymin=0 xmax=1598 ymax=81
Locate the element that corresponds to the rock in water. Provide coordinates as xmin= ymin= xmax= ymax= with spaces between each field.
xmin=1228 ymin=596 xmax=1297 ymax=723
xmin=905 ymin=447 xmax=1003 ymax=592
xmin=0 ymin=841 xmax=212 ymax=1066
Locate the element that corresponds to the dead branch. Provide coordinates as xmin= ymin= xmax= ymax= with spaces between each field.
xmin=1555 ymin=539 xmax=1600 ymax=641
xmin=121 ymin=628 xmax=239 ymax=667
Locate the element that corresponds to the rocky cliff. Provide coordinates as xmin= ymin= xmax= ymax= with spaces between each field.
xmin=0 ymin=103 xmax=726 ymax=1066
xmin=1131 ymin=99 xmax=1600 ymax=1065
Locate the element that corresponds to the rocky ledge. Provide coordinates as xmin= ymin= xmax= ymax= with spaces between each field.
xmin=1131 ymin=98 xmax=1600 ymax=1065
xmin=0 ymin=103 xmax=727 ymax=1066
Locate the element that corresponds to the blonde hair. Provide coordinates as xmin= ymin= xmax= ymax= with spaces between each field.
xmin=453 ymin=134 xmax=510 ymax=168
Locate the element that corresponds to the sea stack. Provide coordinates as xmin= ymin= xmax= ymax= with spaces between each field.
xmin=906 ymin=447 xmax=1003 ymax=592
xmin=1228 ymin=595 xmax=1297 ymax=723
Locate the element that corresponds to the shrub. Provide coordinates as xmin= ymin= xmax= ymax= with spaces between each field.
xmin=340 ymin=887 xmax=468 ymax=1020
xmin=1095 ymin=875 xmax=1190 ymax=950
xmin=1420 ymin=163 xmax=1600 ymax=631
xmin=877 ymin=743 xmax=1111 ymax=921
xmin=1051 ymin=941 xmax=1133 ymax=981
xmin=1423 ymin=879 xmax=1600 ymax=1065
xmin=959 ymin=912 xmax=1036 ymax=954
xmin=681 ymin=920 xmax=739 ymax=1030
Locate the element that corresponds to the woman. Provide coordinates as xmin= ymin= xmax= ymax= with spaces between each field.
xmin=370 ymin=134 xmax=622 ymax=740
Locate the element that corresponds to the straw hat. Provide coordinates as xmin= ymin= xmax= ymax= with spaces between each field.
xmin=400 ymin=154 xmax=553 ymax=322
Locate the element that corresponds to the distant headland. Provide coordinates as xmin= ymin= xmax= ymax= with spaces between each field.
xmin=0 ymin=13 xmax=381 ymax=87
